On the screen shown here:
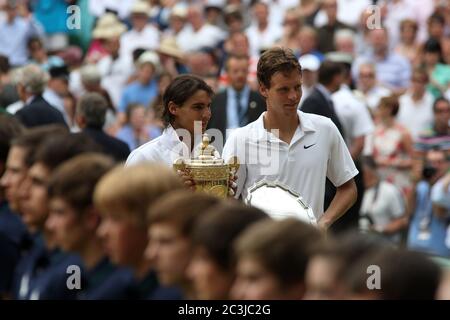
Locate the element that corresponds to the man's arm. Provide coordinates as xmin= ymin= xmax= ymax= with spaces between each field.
xmin=318 ymin=178 xmax=357 ymax=231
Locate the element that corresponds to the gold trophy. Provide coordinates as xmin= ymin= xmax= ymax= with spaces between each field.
xmin=173 ymin=134 xmax=239 ymax=198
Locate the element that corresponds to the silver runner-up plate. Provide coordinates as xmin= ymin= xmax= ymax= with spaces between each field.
xmin=245 ymin=180 xmax=317 ymax=226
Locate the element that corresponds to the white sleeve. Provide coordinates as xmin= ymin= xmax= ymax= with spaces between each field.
xmin=223 ymin=130 xmax=247 ymax=199
xmin=388 ymin=185 xmax=406 ymax=218
xmin=326 ymin=120 xmax=359 ymax=187
xmin=125 ymin=149 xmax=147 ymax=167
xmin=352 ymin=101 xmax=375 ymax=138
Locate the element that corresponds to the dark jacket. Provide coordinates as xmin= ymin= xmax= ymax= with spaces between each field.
xmin=300 ymin=87 xmax=345 ymax=139
xmin=15 ymin=95 xmax=67 ymax=128
xmin=208 ymin=89 xmax=266 ymax=140
xmin=83 ymin=127 xmax=130 ymax=162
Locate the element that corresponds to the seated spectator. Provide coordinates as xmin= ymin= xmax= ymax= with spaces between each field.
xmin=407 ymin=148 xmax=450 ymax=258
xmin=415 ymin=97 xmax=450 ymax=155
xmin=316 ymin=0 xmax=354 ymax=54
xmin=354 ymin=62 xmax=391 ymax=112
xmin=353 ymin=28 xmax=411 ymax=93
xmin=116 ymin=104 xmax=161 ymax=151
xmin=422 ymin=39 xmax=450 ymax=99
xmin=94 ymin=163 xmax=184 ymax=299
xmin=232 ymin=218 xmax=322 ymax=300
xmin=0 ymin=0 xmax=44 ymax=67
xmin=368 ymin=95 xmax=414 ymax=195
xmin=120 ymin=1 xmax=160 ymax=62
xmin=118 ymin=51 xmax=160 ymax=124
xmin=359 ymin=156 xmax=408 ymax=244
xmin=394 ymin=19 xmax=421 ymax=65
xmin=397 ymin=68 xmax=434 ymax=139
xmin=245 ymin=1 xmax=283 ymax=56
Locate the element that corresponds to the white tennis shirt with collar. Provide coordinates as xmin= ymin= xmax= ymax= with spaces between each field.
xmin=125 ymin=125 xmax=219 ymax=167
xmin=222 ymin=110 xmax=359 ymax=219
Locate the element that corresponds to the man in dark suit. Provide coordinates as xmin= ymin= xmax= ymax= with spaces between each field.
xmin=301 ymin=60 xmax=345 ymax=138
xmin=301 ymin=60 xmax=358 ymax=233
xmin=14 ymin=65 xmax=67 ymax=128
xmin=76 ymin=93 xmax=130 ymax=162
xmin=208 ymin=55 xmax=265 ymax=143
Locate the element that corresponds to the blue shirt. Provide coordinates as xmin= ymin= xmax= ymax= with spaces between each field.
xmin=116 ymin=125 xmax=162 ymax=151
xmin=353 ymin=52 xmax=411 ymax=90
xmin=407 ymin=181 xmax=450 ymax=258
xmin=226 ymin=86 xmax=250 ymax=129
xmin=0 ymin=17 xmax=44 ymax=66
xmin=119 ymin=79 xmax=159 ymax=113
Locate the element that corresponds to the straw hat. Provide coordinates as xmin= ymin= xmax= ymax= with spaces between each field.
xmin=157 ymin=37 xmax=184 ymax=60
xmin=92 ymin=13 xmax=127 ymax=39
xmin=130 ymin=1 xmax=151 ymax=16
xmin=137 ymin=51 xmax=161 ymax=74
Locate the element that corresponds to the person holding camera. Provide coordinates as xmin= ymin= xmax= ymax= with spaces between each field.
xmin=407 ymin=148 xmax=450 ymax=258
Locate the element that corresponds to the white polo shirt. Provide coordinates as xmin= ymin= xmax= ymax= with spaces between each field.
xmin=125 ymin=126 xmax=219 ymax=167
xmin=222 ymin=111 xmax=358 ymax=219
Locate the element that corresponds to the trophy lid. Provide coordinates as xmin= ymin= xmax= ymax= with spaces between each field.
xmin=245 ymin=180 xmax=317 ymax=226
xmin=189 ymin=133 xmax=224 ymax=165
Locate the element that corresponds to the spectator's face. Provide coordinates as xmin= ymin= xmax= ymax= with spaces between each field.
xmin=424 ymin=51 xmax=440 ymax=66
xmin=129 ymin=106 xmax=146 ymax=130
xmin=138 ymin=63 xmax=155 ymax=84
xmin=323 ymin=0 xmax=337 ymax=22
xmin=336 ymin=38 xmax=354 ymax=55
xmin=302 ymin=70 xmax=317 ymax=88
xmin=400 ymin=24 xmax=417 ymax=44
xmin=411 ymin=74 xmax=427 ymax=96
xmin=226 ymin=16 xmax=243 ymax=34
xmin=170 ymin=16 xmax=185 ymax=33
xmin=187 ymin=246 xmax=232 ymax=299
xmin=188 ymin=53 xmax=214 ymax=77
xmin=358 ymin=65 xmax=376 ymax=90
xmin=283 ymin=13 xmax=300 ymax=35
xmin=46 ymin=198 xmax=90 ymax=252
xmin=428 ymin=20 xmax=444 ymax=40
xmin=131 ymin=13 xmax=148 ymax=31
xmin=426 ymin=150 xmax=449 ymax=181
xmin=260 ymin=70 xmax=302 ymax=118
xmin=370 ymin=29 xmax=388 ymax=54
xmin=97 ymin=215 xmax=148 ymax=267
xmin=304 ymin=256 xmax=341 ymax=299
xmin=0 ymin=146 xmax=27 ymax=213
xmin=253 ymin=3 xmax=268 ymax=24
xmin=227 ymin=57 xmax=249 ymax=91
xmin=298 ymin=31 xmax=316 ymax=53
xmin=434 ymin=100 xmax=450 ymax=128
xmin=104 ymin=38 xmax=120 ymax=55
xmin=188 ymin=8 xmax=203 ymax=29
xmin=230 ymin=34 xmax=249 ymax=56
xmin=231 ymin=256 xmax=292 ymax=300
xmin=146 ymin=223 xmax=191 ymax=286
xmin=19 ymin=162 xmax=49 ymax=232
xmin=170 ymin=89 xmax=212 ymax=136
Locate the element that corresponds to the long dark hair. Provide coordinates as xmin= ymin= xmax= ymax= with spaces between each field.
xmin=162 ymin=74 xmax=214 ymax=127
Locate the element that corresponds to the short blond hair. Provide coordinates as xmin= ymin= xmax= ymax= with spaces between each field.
xmin=94 ymin=164 xmax=184 ymax=226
